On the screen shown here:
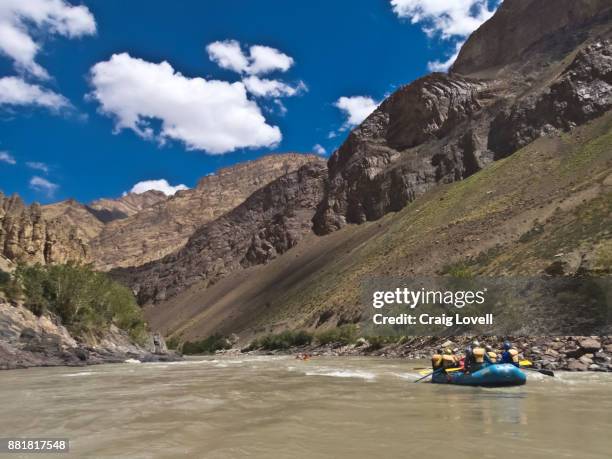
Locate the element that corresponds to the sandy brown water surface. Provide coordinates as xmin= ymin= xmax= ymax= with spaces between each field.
xmin=0 ymin=356 xmax=611 ymax=458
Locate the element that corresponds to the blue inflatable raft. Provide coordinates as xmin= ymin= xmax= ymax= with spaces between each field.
xmin=431 ymin=363 xmax=526 ymax=387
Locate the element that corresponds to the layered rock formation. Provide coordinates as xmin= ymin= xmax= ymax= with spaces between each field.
xmin=90 ymin=153 xmax=320 ymax=270
xmin=115 ymin=162 xmax=327 ymax=304
xmin=0 ymin=193 xmax=88 ymax=266
xmin=88 ymin=190 xmax=168 ymax=222
xmin=313 ymin=0 xmax=612 ymax=234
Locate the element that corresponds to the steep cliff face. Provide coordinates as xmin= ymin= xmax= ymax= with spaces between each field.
xmin=115 ymin=162 xmax=327 ymax=304
xmin=313 ymin=74 xmax=492 ymax=233
xmin=0 ymin=193 xmax=88 ymax=266
xmin=90 ymin=153 xmax=321 ymax=270
xmin=313 ymin=0 xmax=612 ymax=235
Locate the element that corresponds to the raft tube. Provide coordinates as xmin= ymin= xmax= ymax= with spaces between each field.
xmin=432 ymin=363 xmax=526 ymax=387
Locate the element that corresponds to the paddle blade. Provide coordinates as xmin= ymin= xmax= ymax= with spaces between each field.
xmin=538 ymin=369 xmax=555 ymax=377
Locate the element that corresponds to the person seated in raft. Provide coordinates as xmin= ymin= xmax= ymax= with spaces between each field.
xmin=431 ymin=348 xmax=444 ymax=370
xmin=484 ymin=345 xmax=498 ymax=364
xmin=441 ymin=348 xmax=459 ymax=371
xmin=464 ymin=340 xmax=486 ymax=373
xmin=499 ymin=341 xmax=520 ymax=367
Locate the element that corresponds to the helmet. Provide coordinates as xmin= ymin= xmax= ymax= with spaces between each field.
xmin=444 ymin=348 xmax=453 ymax=355
xmin=503 ymin=341 xmax=511 ymax=350
xmin=485 ymin=345 xmax=493 ymax=352
xmin=472 ymin=340 xmax=480 ymax=347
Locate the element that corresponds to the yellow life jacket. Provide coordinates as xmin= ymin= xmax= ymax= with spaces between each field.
xmin=442 ymin=354 xmax=456 ymax=368
xmin=509 ymin=348 xmax=519 ymax=363
xmin=432 ymin=354 xmax=443 ymax=369
xmin=487 ymin=351 xmax=497 ymax=361
xmin=473 ymin=347 xmax=485 ymax=363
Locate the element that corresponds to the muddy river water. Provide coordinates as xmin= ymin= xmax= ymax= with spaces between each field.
xmin=1 ymin=356 xmax=611 ymax=458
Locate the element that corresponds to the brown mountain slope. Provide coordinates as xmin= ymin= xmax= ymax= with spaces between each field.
xmin=91 ymin=153 xmax=322 ymax=270
xmin=88 ymin=190 xmax=168 ymax=222
xmin=145 ymin=111 xmax=612 ymax=342
xmin=40 ymin=191 xmax=170 ymax=247
xmin=114 ymin=161 xmax=327 ymax=303
xmin=313 ymin=0 xmax=611 ymax=234
xmin=41 ymin=199 xmax=104 ymax=242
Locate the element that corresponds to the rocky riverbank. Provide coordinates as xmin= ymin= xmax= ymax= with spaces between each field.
xmin=0 ymin=301 xmax=181 ymax=370
xmin=235 ymin=335 xmax=612 ymax=372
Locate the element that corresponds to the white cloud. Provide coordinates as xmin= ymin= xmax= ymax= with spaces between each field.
xmin=334 ymin=96 xmax=379 ymax=128
xmin=88 ymin=53 xmax=282 ymax=154
xmin=0 ymin=151 xmax=16 ymax=165
xmin=0 ymin=0 xmax=96 ymax=79
xmin=313 ymin=144 xmax=326 ymax=156
xmin=427 ymin=40 xmax=463 ymax=72
xmin=242 ymin=76 xmax=305 ymax=98
xmin=390 ymin=0 xmax=497 ymax=39
xmin=205 ymin=40 xmax=250 ymax=74
xmin=26 ymin=161 xmax=49 ymax=173
xmin=206 ymin=40 xmax=294 ymax=75
xmin=0 ymin=76 xmax=69 ymax=110
xmin=29 ymin=175 xmax=58 ymax=196
xmin=248 ymin=45 xmax=294 ymax=75
xmin=126 ymin=179 xmax=188 ymax=196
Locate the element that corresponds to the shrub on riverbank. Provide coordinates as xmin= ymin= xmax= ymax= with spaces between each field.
xmin=250 ymin=330 xmax=313 ymax=350
xmin=182 ymin=335 xmax=231 ymax=354
xmin=362 ymin=335 xmax=398 ymax=351
xmin=4 ymin=263 xmax=147 ymax=343
xmin=315 ymin=324 xmax=358 ymax=346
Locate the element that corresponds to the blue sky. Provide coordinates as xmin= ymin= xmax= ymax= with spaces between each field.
xmin=0 ymin=0 xmax=499 ymax=204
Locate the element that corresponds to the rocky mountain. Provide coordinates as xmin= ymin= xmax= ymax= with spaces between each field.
xmin=313 ymin=0 xmax=612 ymax=234
xmin=40 ymin=199 xmax=105 ymax=242
xmin=90 ymin=153 xmax=321 ymax=270
xmin=0 ymin=193 xmax=88 ymax=266
xmin=88 ymin=190 xmax=168 ymax=223
xmin=145 ymin=104 xmax=612 ymax=344
xmin=115 ymin=161 xmax=327 ymax=304
xmin=129 ymin=0 xmax=612 ymax=345
xmin=1 ymin=153 xmax=319 ymax=271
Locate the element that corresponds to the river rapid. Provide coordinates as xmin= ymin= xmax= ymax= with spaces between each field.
xmin=1 ymin=356 xmax=611 ymax=458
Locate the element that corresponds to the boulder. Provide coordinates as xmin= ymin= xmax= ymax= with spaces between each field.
xmin=567 ymin=359 xmax=588 ymax=371
xmin=579 ymin=338 xmax=601 ymax=353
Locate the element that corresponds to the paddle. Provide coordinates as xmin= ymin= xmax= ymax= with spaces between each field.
xmin=525 ymin=367 xmax=555 ymax=377
xmin=518 ymin=359 xmax=554 ymax=377
xmin=418 ymin=367 xmax=463 ymax=376
xmin=414 ymin=368 xmax=443 ymax=383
